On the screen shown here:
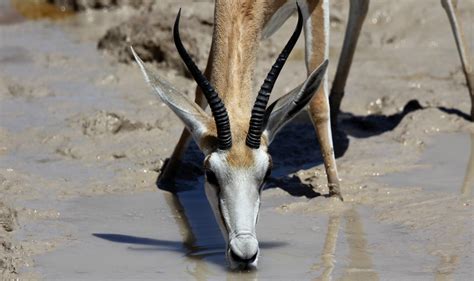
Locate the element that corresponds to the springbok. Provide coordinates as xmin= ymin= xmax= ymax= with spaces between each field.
xmin=132 ymin=0 xmax=472 ymax=269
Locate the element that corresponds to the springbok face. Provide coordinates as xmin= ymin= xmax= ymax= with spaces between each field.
xmin=203 ymin=144 xmax=271 ymax=269
xmin=132 ymin=6 xmax=328 ymax=269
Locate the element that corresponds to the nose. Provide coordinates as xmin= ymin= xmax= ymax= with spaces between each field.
xmin=228 ymin=234 xmax=259 ymax=266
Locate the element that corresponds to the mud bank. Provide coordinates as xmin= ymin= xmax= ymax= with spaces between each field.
xmin=0 ymin=0 xmax=473 ymax=280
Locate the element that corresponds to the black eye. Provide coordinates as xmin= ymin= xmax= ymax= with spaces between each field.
xmin=205 ymin=170 xmax=219 ymax=186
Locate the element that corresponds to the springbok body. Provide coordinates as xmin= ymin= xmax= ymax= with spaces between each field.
xmin=133 ymin=0 xmax=473 ymax=269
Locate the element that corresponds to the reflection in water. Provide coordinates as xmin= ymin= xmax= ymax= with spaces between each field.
xmin=434 ymin=253 xmax=460 ymax=281
xmin=165 ymin=187 xmax=379 ymax=281
xmin=340 ymin=208 xmax=378 ymax=281
xmin=312 ymin=215 xmax=341 ymax=281
xmin=313 ymin=208 xmax=378 ymax=281
xmin=461 ymin=133 xmax=474 ymax=197
xmin=163 ymin=192 xmax=212 ymax=281
xmin=157 ymin=133 xmax=473 ymax=280
xmin=226 ymin=270 xmax=258 ymax=281
xmin=162 ymin=191 xmax=214 ymax=281
xmin=162 ymin=187 xmax=257 ymax=281
xmin=163 ymin=193 xmax=197 ymax=250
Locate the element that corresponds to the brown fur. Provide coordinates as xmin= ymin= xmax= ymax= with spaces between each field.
xmin=207 ymin=1 xmax=329 ymax=138
xmin=211 ymin=0 xmax=266 ymax=117
xmin=307 ymin=0 xmax=328 ymax=123
xmin=199 ymin=0 xmax=287 ymax=166
xmin=161 ymin=0 xmax=342 ymax=200
xmin=200 ymin=119 xmax=269 ymax=168
xmin=197 ymin=1 xmax=328 ymax=170
xmin=209 ymin=1 xmax=327 ymax=125
xmin=306 ymin=0 xmax=326 ymax=72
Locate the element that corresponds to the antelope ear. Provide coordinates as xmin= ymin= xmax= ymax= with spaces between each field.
xmin=263 ymin=60 xmax=328 ymax=144
xmin=131 ymin=47 xmax=211 ymax=141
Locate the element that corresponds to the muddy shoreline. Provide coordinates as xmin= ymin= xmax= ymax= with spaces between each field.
xmin=1 ymin=0 xmax=473 ymax=280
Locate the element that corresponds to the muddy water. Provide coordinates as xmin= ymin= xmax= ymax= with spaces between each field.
xmin=376 ymin=133 xmax=473 ymax=281
xmin=22 ymin=186 xmax=415 ymax=280
xmin=25 ymin=133 xmax=472 ymax=280
xmin=382 ymin=133 xmax=473 ymax=196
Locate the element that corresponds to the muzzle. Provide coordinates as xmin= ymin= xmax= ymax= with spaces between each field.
xmin=227 ymin=232 xmax=259 ymax=269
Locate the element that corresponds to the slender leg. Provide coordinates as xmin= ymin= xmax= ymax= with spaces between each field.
xmin=329 ymin=0 xmax=369 ymax=126
xmin=309 ymin=86 xmax=343 ymax=200
xmin=306 ymin=0 xmax=342 ymax=200
xmin=441 ymin=0 xmax=474 ymax=121
xmin=158 ymin=56 xmax=211 ymax=186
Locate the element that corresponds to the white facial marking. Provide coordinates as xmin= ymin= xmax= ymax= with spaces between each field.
xmin=203 ymin=149 xmax=270 ymax=267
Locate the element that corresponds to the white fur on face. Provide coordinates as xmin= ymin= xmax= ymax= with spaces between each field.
xmin=203 ymin=149 xmax=270 ymax=258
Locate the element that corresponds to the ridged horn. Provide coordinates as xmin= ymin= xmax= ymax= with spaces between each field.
xmin=174 ymin=9 xmax=232 ymax=150
xmin=246 ymin=4 xmax=303 ymax=149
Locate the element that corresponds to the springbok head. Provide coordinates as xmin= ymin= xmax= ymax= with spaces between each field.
xmin=132 ymin=6 xmax=327 ymax=270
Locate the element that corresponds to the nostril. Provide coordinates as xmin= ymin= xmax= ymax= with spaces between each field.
xmin=230 ymin=249 xmax=258 ymax=264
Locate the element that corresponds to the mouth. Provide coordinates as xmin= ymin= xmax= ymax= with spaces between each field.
xmin=227 ymin=248 xmax=259 ymax=270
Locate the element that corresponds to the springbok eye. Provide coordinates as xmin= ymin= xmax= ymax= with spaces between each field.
xmin=205 ymin=170 xmax=219 ymax=186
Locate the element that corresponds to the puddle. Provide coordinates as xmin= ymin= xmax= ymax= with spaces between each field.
xmin=23 ymin=176 xmax=471 ymax=280
xmin=382 ymin=133 xmax=473 ymax=196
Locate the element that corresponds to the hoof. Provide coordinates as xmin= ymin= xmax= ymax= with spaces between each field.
xmin=327 ymin=191 xmax=343 ymax=202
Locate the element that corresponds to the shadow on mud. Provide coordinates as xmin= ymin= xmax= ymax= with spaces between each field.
xmin=93 ymin=183 xmax=287 ymax=270
xmin=92 ymin=233 xmax=285 ymax=259
xmin=156 ymin=99 xmax=470 ymax=198
xmin=338 ymin=100 xmax=471 ymax=139
xmin=269 ymin=99 xmax=426 ymax=174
